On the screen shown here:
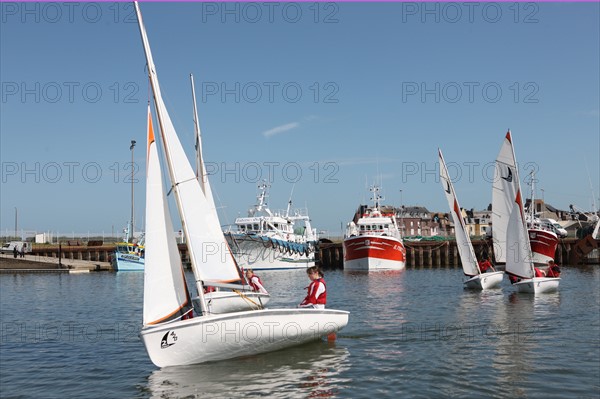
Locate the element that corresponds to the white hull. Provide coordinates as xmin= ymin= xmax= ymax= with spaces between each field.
xmin=195 ymin=291 xmax=270 ymax=314
xmin=464 ymin=271 xmax=504 ymax=290
xmin=141 ymin=308 xmax=349 ymax=367
xmin=513 ymin=277 xmax=560 ymax=293
xmin=113 ymin=252 xmax=145 ymax=271
xmin=227 ymin=235 xmax=315 ymax=270
xmin=344 ymin=257 xmax=405 ymax=271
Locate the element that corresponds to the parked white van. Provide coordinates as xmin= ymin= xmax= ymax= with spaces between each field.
xmin=0 ymin=241 xmax=31 ymax=254
xmin=541 ymin=219 xmax=568 ymax=238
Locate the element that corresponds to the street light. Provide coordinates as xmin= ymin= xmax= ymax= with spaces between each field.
xmin=399 ymin=189 xmax=404 ymax=235
xmin=130 ymin=140 xmax=136 ymax=243
xmin=541 ymin=188 xmax=545 ymax=203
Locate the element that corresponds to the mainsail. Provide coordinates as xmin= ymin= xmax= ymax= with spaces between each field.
xmin=492 ymin=131 xmax=519 ymax=263
xmin=136 ymin=4 xmax=241 ymax=286
xmin=505 ymin=189 xmax=535 ymax=279
xmin=438 ymin=149 xmax=480 ymax=277
xmin=143 ymin=105 xmax=193 ymax=325
xmin=190 ymin=73 xmax=217 ymax=213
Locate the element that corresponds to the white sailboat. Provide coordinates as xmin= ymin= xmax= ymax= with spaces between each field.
xmin=496 ymin=133 xmax=560 ymax=294
xmin=135 ymin=2 xmax=348 ymax=367
xmin=438 ymin=149 xmax=503 ymax=289
xmin=491 ymin=131 xmax=519 ymax=265
xmin=189 ymin=73 xmax=270 ymax=312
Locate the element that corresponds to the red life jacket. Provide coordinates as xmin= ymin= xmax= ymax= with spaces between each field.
xmin=314 ymin=278 xmax=327 ymax=305
xmin=478 ymin=260 xmax=491 ymax=272
xmin=534 ymin=268 xmax=545 ymax=278
xmin=249 ymin=275 xmax=264 ymax=292
xmin=301 ymin=278 xmax=327 ymax=306
xmin=547 ymin=265 xmax=560 ymax=278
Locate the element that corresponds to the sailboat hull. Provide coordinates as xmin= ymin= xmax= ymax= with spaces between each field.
xmin=140 ymin=308 xmax=349 ymax=367
xmin=464 ymin=271 xmax=504 ymax=290
xmin=197 ymin=291 xmax=271 ymax=314
xmin=513 ymin=277 xmax=560 ymax=293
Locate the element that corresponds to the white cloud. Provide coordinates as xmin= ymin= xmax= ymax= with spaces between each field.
xmin=261 ymin=122 xmax=300 ymax=138
xmin=577 ymin=109 xmax=599 ymax=117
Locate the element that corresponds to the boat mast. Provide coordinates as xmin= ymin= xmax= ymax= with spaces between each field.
xmin=134 ymin=2 xmax=208 ymax=314
xmin=285 ymin=184 xmax=295 ymax=218
xmin=529 ymin=169 xmax=536 ymax=224
xmin=509 ymin=131 xmax=535 ymax=276
xmin=370 ymin=185 xmax=382 ymax=211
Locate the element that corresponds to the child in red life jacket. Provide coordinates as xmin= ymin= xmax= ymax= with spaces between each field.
xmin=478 ymin=257 xmax=496 ymax=273
xmin=245 ymin=269 xmax=268 ymax=294
xmin=546 ymin=260 xmax=561 ymax=278
xmin=299 ymin=266 xmax=326 ymax=309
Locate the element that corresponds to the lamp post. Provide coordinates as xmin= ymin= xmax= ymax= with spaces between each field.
xmin=399 ymin=189 xmax=404 ymax=236
xmin=541 ymin=188 xmax=545 ymax=203
xmin=541 ymin=188 xmax=545 ymax=217
xmin=129 ymin=140 xmax=136 ymax=243
xmin=14 ymin=207 xmax=17 ymax=240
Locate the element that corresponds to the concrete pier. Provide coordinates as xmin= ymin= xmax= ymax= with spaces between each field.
xmin=317 ymin=238 xmax=600 ymax=270
xmin=1 ymin=238 xmax=596 ymax=272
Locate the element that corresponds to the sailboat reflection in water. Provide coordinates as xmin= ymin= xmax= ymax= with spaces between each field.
xmin=146 ymin=343 xmax=350 ymax=397
xmin=135 ymin=2 xmax=349 ymax=368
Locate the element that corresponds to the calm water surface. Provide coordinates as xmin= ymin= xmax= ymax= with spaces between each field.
xmin=1 ymin=267 xmax=599 ymax=398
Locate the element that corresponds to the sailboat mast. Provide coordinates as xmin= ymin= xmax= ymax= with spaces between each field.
xmin=529 ymin=169 xmax=536 ymax=223
xmin=508 ymin=132 xmax=535 ymax=276
xmin=134 ymin=2 xmax=208 ymax=314
xmin=190 ymin=74 xmax=204 ymax=182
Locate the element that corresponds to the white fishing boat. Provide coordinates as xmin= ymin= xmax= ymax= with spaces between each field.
xmin=135 ymin=2 xmax=348 ymax=367
xmin=496 ymin=132 xmax=560 ymax=293
xmin=112 ymin=234 xmax=145 ymax=271
xmin=438 ymin=149 xmax=503 ymax=289
xmin=343 ymin=186 xmax=406 ymax=271
xmin=225 ymin=182 xmax=318 ymax=270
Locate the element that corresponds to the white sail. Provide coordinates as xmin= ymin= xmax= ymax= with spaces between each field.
xmin=190 ymin=74 xmax=217 ymax=213
xmin=492 ymin=131 xmax=519 ymax=263
xmin=136 ymin=5 xmax=241 ymax=285
xmin=505 ymin=190 xmax=535 ymax=279
xmin=592 ymin=217 xmax=600 ymax=240
xmin=438 ymin=149 xmax=480 ymax=276
xmin=143 ymin=106 xmax=193 ymax=325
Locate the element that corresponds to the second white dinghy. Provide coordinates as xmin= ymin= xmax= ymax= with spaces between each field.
xmin=496 ymin=132 xmax=560 ymax=294
xmin=438 ymin=149 xmax=503 ymax=290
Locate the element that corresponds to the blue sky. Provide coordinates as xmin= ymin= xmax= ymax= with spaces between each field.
xmin=1 ymin=2 xmax=599 ymax=238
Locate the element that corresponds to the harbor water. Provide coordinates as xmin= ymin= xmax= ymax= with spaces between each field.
xmin=1 ymin=267 xmax=599 ymax=398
